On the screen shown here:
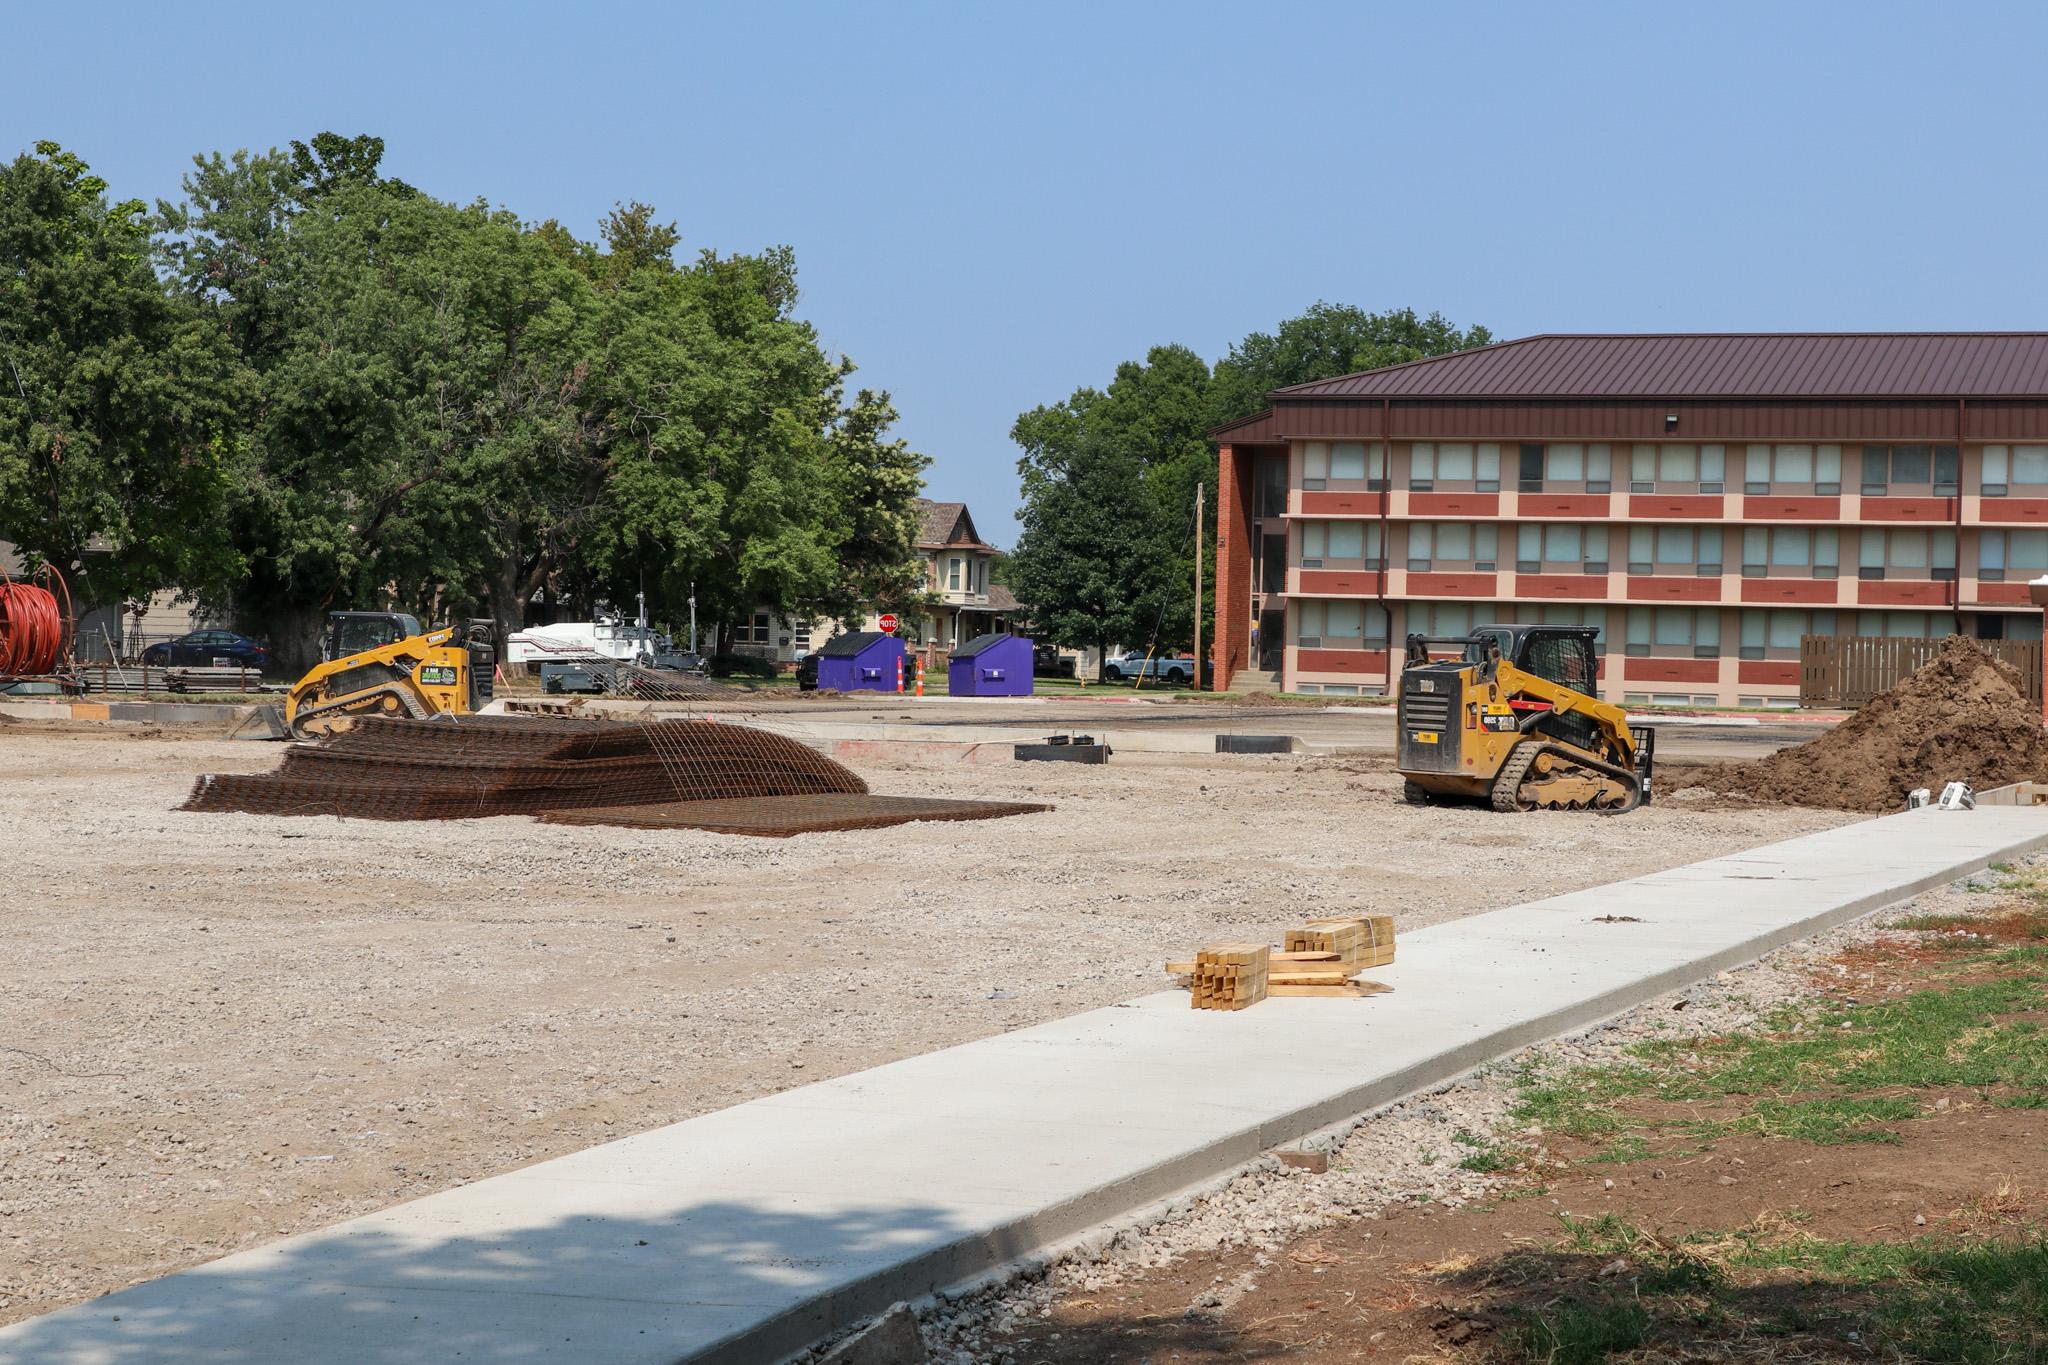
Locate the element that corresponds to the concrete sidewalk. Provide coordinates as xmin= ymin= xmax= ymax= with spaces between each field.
xmin=6 ymin=807 xmax=2044 ymax=1365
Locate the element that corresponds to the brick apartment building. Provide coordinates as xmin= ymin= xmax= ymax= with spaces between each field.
xmin=1210 ymin=333 xmax=2048 ymax=706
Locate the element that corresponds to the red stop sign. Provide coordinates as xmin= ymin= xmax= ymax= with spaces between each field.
xmin=878 ymin=613 xmax=899 ymax=634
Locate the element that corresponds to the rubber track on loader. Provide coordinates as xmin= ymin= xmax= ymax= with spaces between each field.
xmin=1490 ymin=742 xmax=1643 ymax=813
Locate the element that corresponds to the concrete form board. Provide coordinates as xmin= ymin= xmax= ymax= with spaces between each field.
xmin=6 ymin=807 xmax=2046 ymax=1365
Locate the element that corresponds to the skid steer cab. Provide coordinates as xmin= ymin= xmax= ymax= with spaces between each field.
xmin=1395 ymin=624 xmax=1654 ymax=813
xmin=283 ymin=612 xmax=496 ymax=740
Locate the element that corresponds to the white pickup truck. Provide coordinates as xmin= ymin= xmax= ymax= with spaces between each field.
xmin=1098 ymin=649 xmax=1197 ymax=685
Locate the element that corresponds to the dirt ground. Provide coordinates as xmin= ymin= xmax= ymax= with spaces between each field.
xmin=0 ymin=723 xmax=1852 ymax=1327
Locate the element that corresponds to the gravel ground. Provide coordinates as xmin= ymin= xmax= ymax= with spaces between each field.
xmin=0 ymin=725 xmax=1852 ymax=1326
xmin=911 ymin=868 xmax=2008 ymax=1364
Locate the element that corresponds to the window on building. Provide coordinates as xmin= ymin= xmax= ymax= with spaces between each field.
xmin=1977 ymin=529 xmax=2048 ymax=581
xmin=1408 ymin=442 xmax=1502 ymax=493
xmin=1629 ymin=444 xmax=1727 ymax=494
xmin=748 ymin=612 xmax=771 ymax=643
xmin=1406 ymin=522 xmax=1499 ymax=572
xmin=1979 ymin=445 xmax=2048 ymax=497
xmin=1411 ymin=602 xmax=1491 ymax=640
xmin=947 ymin=558 xmax=962 ymax=591
xmin=1855 ymin=611 xmax=1943 ymax=639
xmin=1741 ymin=443 xmax=1844 ymax=496
xmin=1514 ymin=523 xmax=1610 ymax=574
xmin=1861 ymin=444 xmax=1960 ymax=496
xmin=1857 ymin=528 xmax=1957 ymax=581
xmin=1516 ymin=443 xmax=1614 ymax=494
xmin=1299 ymin=520 xmax=1384 ymax=567
xmin=1302 ymin=441 xmax=1386 ymax=491
xmin=1738 ymin=609 xmax=1837 ymax=660
xmin=1739 ymin=526 xmax=1840 ymax=578
xmin=1255 ymin=453 xmax=1289 ymax=517
xmin=1295 ymin=599 xmax=1384 ymax=647
xmin=2007 ymin=613 xmax=2046 ymax=642
xmin=1507 ymin=603 xmax=1607 ymax=645
xmin=1624 ymin=606 xmax=1721 ymax=658
xmin=792 ymin=622 xmax=811 ymax=652
xmin=1626 ymin=525 xmax=1724 ymax=576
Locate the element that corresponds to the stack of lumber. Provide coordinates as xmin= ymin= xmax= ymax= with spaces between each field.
xmin=1285 ymin=914 xmax=1395 ymax=970
xmin=1190 ymin=943 xmax=1269 ymax=1011
xmin=1167 ymin=915 xmax=1395 ymax=1010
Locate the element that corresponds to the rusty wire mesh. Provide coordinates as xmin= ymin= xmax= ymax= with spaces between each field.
xmin=539 ymin=793 xmax=1051 ymax=838
xmin=181 ymin=715 xmax=870 ymax=821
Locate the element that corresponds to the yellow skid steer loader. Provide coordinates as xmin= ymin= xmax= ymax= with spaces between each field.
xmin=1395 ymin=624 xmax=1654 ymax=812
xmin=282 ymin=612 xmax=495 ymax=740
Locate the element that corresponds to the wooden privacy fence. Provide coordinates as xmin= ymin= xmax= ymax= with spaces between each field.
xmin=1800 ymin=635 xmax=2041 ymax=709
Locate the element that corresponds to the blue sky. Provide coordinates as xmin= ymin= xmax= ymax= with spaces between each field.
xmin=9 ymin=1 xmax=2048 ymax=544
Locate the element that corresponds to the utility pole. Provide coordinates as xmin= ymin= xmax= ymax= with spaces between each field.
xmin=688 ymin=584 xmax=698 ymax=655
xmin=1193 ymin=482 xmax=1205 ymax=692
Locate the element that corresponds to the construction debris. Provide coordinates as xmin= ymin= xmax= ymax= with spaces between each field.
xmin=180 ymin=715 xmax=1049 ymax=836
xmin=1170 ymin=917 xmax=1396 ymax=1009
xmin=1712 ymin=637 xmax=2048 ymax=812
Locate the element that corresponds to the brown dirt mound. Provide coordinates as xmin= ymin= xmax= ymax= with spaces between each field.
xmin=1716 ymin=636 xmax=2048 ymax=811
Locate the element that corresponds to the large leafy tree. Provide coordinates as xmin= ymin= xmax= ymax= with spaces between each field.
xmin=818 ymin=387 xmax=931 ymax=624
xmin=162 ymin=141 xmax=604 ymax=667
xmin=0 ymin=143 xmax=246 ymax=607
xmin=1207 ymin=303 xmax=1494 ymax=427
xmin=579 ymin=244 xmax=870 ymax=647
xmin=1009 ymin=390 xmax=1160 ymax=663
xmin=13 ymin=130 xmax=928 ymax=669
xmin=1011 ymin=306 xmax=1492 ymax=658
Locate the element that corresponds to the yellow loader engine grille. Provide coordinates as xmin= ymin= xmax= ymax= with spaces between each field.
xmin=1397 ymin=669 xmax=1460 ymax=772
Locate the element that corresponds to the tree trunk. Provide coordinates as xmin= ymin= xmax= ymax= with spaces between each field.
xmin=484 ymin=551 xmax=534 ymax=665
xmin=264 ymin=602 xmax=331 ymax=678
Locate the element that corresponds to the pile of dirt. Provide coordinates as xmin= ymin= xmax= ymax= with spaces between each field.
xmin=1716 ymin=636 xmax=2048 ymax=811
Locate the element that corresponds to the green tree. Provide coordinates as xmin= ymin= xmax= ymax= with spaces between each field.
xmin=1008 ymin=393 xmax=1159 ymax=664
xmin=152 ymin=132 xmax=923 ymax=667
xmin=160 ymin=145 xmax=600 ymax=666
xmin=1206 ymin=303 xmax=1493 ymax=427
xmin=578 ymin=244 xmax=849 ymax=648
xmin=817 ymin=387 xmax=931 ymax=624
xmin=1009 ymin=345 xmax=1214 ymax=657
xmin=0 ymin=142 xmax=246 ymax=609
xmin=1010 ymin=306 xmax=1492 ymax=660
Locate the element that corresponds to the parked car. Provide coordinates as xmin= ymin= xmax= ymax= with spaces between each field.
xmin=1032 ymin=643 xmax=1077 ymax=679
xmin=1098 ymin=649 xmax=1196 ymax=685
xmin=140 ymin=629 xmax=269 ymax=670
xmin=795 ymin=652 xmax=820 ymax=691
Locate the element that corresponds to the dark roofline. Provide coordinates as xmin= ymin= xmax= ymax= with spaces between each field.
xmin=1265 ymin=332 xmax=1548 ymax=398
xmin=1271 ymin=330 xmax=2048 ymax=399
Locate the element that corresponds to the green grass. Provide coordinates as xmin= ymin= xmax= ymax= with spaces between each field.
xmin=1505 ymin=925 xmax=2048 ymax=1151
xmin=1496 ymin=1226 xmax=2048 ymax=1365
xmin=1503 ymin=1298 xmax=1652 ymax=1363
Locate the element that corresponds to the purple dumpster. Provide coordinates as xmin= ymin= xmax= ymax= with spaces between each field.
xmin=948 ymin=632 xmax=1032 ymax=697
xmin=814 ymin=631 xmax=904 ymax=692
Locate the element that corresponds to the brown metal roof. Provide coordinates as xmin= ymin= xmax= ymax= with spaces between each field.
xmin=1274 ymin=333 xmax=2048 ymax=401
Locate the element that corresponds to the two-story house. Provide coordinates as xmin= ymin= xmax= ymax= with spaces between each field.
xmin=898 ymin=499 xmax=1019 ymax=654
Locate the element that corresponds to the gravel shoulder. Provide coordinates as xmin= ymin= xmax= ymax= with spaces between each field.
xmin=0 ymin=726 xmax=1852 ymax=1326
